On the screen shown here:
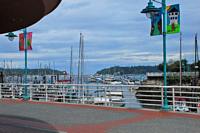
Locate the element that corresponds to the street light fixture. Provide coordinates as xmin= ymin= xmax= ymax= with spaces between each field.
xmin=141 ymin=0 xmax=169 ymax=111
xmin=5 ymin=32 xmax=18 ymax=41
xmin=141 ymin=0 xmax=160 ymax=19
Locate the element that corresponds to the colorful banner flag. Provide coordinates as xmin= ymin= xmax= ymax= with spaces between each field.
xmin=167 ymin=4 xmax=180 ymax=34
xmin=19 ymin=33 xmax=25 ymax=51
xmin=27 ymin=32 xmax=32 ymax=50
xmin=19 ymin=32 xmax=33 ymax=51
xmin=151 ymin=9 xmax=162 ymax=36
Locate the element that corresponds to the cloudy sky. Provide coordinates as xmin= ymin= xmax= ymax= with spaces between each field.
xmin=0 ymin=0 xmax=200 ymax=74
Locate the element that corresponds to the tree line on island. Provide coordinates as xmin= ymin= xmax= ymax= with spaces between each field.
xmin=96 ymin=59 xmax=200 ymax=75
xmin=96 ymin=66 xmax=159 ymax=75
xmin=0 ymin=68 xmax=64 ymax=75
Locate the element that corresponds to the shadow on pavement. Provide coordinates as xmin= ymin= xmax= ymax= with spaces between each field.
xmin=0 ymin=114 xmax=59 ymax=133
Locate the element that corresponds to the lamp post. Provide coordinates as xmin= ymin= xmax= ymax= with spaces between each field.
xmin=23 ymin=28 xmax=29 ymax=100
xmin=5 ymin=28 xmax=29 ymax=100
xmin=141 ymin=0 xmax=169 ymax=110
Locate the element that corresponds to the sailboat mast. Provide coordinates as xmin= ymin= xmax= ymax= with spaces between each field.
xmin=53 ymin=61 xmax=55 ymax=76
xmin=38 ymin=60 xmax=40 ymax=76
xmin=77 ymin=33 xmax=82 ymax=84
xmin=70 ymin=46 xmax=73 ymax=84
xmin=81 ymin=34 xmax=84 ymax=84
xmin=77 ymin=33 xmax=85 ymax=84
xmin=194 ymin=33 xmax=199 ymax=85
xmin=198 ymin=34 xmax=200 ymax=78
xmin=179 ymin=32 xmax=182 ymax=86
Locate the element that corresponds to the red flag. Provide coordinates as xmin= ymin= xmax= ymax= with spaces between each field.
xmin=19 ymin=33 xmax=25 ymax=51
xmin=19 ymin=32 xmax=33 ymax=51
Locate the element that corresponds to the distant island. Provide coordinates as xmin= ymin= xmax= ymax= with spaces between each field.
xmin=96 ymin=59 xmax=200 ymax=75
xmin=96 ymin=66 xmax=160 ymax=75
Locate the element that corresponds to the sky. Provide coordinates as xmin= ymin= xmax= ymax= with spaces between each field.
xmin=0 ymin=0 xmax=200 ymax=74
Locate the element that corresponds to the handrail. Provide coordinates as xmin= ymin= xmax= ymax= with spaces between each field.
xmin=0 ymin=83 xmax=200 ymax=114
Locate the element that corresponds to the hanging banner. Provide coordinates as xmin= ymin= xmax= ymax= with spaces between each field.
xmin=19 ymin=33 xmax=25 ymax=51
xmin=151 ymin=9 xmax=162 ymax=36
xmin=167 ymin=4 xmax=180 ymax=34
xmin=27 ymin=32 xmax=32 ymax=50
xmin=19 ymin=32 xmax=33 ymax=51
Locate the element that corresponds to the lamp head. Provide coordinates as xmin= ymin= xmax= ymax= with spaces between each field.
xmin=5 ymin=32 xmax=18 ymax=41
xmin=141 ymin=0 xmax=160 ymax=19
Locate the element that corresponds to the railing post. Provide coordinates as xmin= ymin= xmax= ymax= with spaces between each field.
xmin=104 ymin=86 xmax=107 ymax=106
xmin=172 ymin=87 xmax=175 ymax=112
xmin=12 ymin=84 xmax=14 ymax=99
xmin=76 ymin=85 xmax=79 ymax=104
xmin=66 ymin=86 xmax=69 ymax=103
xmin=69 ymin=86 xmax=72 ymax=103
xmin=30 ymin=86 xmax=32 ymax=101
xmin=82 ymin=86 xmax=85 ymax=104
xmin=63 ymin=86 xmax=65 ymax=103
xmin=45 ymin=85 xmax=48 ymax=102
xmin=0 ymin=84 xmax=2 ymax=99
xmin=161 ymin=87 xmax=164 ymax=107
xmin=108 ymin=86 xmax=111 ymax=107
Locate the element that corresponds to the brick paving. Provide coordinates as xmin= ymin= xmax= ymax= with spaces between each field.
xmin=0 ymin=99 xmax=200 ymax=133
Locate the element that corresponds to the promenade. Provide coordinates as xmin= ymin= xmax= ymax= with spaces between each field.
xmin=0 ymin=99 xmax=200 ymax=133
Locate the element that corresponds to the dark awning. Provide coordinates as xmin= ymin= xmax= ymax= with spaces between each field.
xmin=0 ymin=0 xmax=62 ymax=34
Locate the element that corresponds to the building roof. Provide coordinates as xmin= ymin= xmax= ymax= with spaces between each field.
xmin=168 ymin=7 xmax=179 ymax=13
xmin=0 ymin=0 xmax=62 ymax=34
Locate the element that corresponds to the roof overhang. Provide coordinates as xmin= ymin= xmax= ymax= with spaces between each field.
xmin=0 ymin=0 xmax=62 ymax=34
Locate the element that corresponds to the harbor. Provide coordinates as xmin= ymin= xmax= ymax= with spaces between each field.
xmin=1 ymin=0 xmax=200 ymax=132
xmin=1 ymin=64 xmax=200 ymax=112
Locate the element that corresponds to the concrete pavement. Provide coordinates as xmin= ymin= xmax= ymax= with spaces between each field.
xmin=0 ymin=99 xmax=200 ymax=133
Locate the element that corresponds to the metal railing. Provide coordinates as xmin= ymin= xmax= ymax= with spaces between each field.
xmin=0 ymin=83 xmax=200 ymax=114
